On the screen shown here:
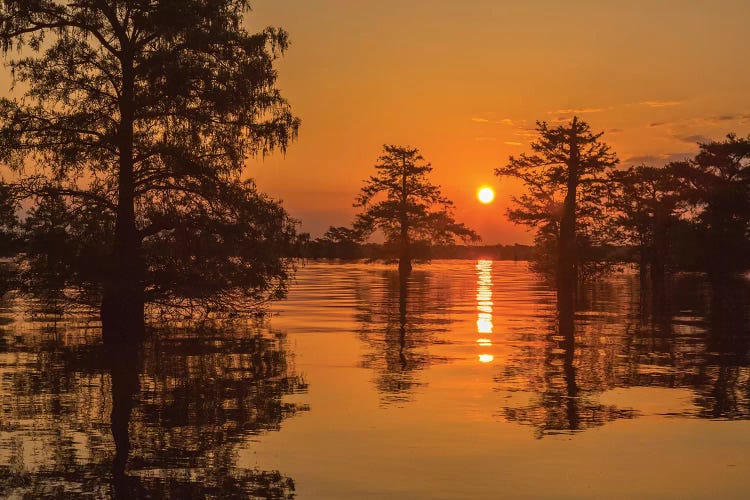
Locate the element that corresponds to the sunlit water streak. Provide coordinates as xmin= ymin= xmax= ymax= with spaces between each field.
xmin=1 ymin=260 xmax=749 ymax=498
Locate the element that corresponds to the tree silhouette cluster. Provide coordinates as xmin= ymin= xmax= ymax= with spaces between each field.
xmin=0 ymin=1 xmax=300 ymax=342
xmin=333 ymin=145 xmax=480 ymax=274
xmin=496 ymin=117 xmax=750 ymax=309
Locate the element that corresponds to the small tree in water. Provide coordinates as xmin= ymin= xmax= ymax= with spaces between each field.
xmin=354 ymin=145 xmax=479 ymax=274
xmin=0 ymin=1 xmax=299 ymax=343
xmin=672 ymin=134 xmax=750 ymax=282
xmin=495 ymin=117 xmax=618 ymax=309
xmin=607 ymin=164 xmax=686 ymax=310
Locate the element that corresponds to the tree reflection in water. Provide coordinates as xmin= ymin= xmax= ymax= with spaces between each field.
xmin=353 ymin=262 xmax=750 ymax=430
xmin=0 ymin=304 xmax=307 ymax=498
xmin=498 ymin=306 xmax=638 ymax=438
xmin=356 ymin=269 xmax=454 ymax=404
xmin=497 ymin=271 xmax=750 ymax=437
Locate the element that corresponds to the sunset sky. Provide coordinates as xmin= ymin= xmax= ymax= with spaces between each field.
xmin=244 ymin=0 xmax=750 ymax=244
xmin=1 ymin=2 xmax=748 ymax=244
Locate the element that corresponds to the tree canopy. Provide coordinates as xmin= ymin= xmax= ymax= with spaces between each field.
xmin=354 ymin=145 xmax=479 ymax=272
xmin=607 ymin=164 xmax=686 ymax=306
xmin=0 ymin=1 xmax=300 ymax=339
xmin=495 ymin=117 xmax=618 ymax=293
xmin=672 ymin=134 xmax=750 ymax=279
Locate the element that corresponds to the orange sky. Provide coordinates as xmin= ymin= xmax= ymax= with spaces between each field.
xmin=244 ymin=0 xmax=750 ymax=244
xmin=2 ymin=2 xmax=749 ymax=244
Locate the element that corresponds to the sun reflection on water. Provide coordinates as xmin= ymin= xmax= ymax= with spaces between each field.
xmin=476 ymin=260 xmax=494 ymax=363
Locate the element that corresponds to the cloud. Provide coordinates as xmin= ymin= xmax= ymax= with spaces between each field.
xmin=640 ymin=100 xmax=683 ymax=108
xmin=678 ymin=134 xmax=711 ymax=144
xmin=472 ymin=117 xmax=524 ymax=126
xmin=703 ymin=113 xmax=750 ymax=124
xmin=504 ymin=141 xmax=523 ymax=146
xmin=548 ymin=107 xmax=606 ymax=115
xmin=649 ymin=113 xmax=750 ymax=128
xmin=623 ymin=152 xmax=694 ymax=166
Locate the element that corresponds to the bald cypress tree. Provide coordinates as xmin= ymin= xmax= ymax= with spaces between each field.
xmin=0 ymin=1 xmax=299 ymax=342
xmin=607 ymin=164 xmax=685 ymax=309
xmin=673 ymin=134 xmax=750 ymax=281
xmin=495 ymin=117 xmax=617 ymax=309
xmin=354 ymin=145 xmax=479 ymax=274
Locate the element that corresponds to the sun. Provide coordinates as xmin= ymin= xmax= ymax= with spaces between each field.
xmin=477 ymin=186 xmax=495 ymax=204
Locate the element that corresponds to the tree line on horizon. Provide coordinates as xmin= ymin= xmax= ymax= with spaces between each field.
xmin=496 ymin=118 xmax=749 ymax=313
xmin=0 ymin=2 xmax=746 ymax=345
xmin=309 ymin=125 xmax=748 ymax=308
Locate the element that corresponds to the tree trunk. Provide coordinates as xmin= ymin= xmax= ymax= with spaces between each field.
xmin=557 ymin=117 xmax=580 ymax=313
xmin=638 ymin=243 xmax=649 ymax=316
xmin=399 ymin=225 xmax=412 ymax=275
xmin=650 ymin=218 xmax=667 ymax=316
xmin=398 ymin=153 xmax=412 ymax=275
xmin=101 ymin=56 xmax=145 ymax=345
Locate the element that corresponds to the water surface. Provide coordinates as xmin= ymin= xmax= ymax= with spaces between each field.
xmin=1 ymin=260 xmax=749 ymax=498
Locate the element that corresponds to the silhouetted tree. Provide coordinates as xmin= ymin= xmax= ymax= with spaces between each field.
xmin=17 ymin=180 xmax=297 ymax=319
xmin=354 ymin=145 xmax=479 ymax=274
xmin=0 ymin=181 xmax=19 ymax=291
xmin=607 ymin=164 xmax=685 ymax=310
xmin=0 ymin=1 xmax=299 ymax=343
xmin=673 ymin=134 xmax=750 ymax=281
xmin=0 ymin=181 xmax=18 ymax=254
xmin=495 ymin=117 xmax=618 ymax=309
xmin=312 ymin=225 xmax=365 ymax=259
xmin=20 ymin=194 xmax=77 ymax=300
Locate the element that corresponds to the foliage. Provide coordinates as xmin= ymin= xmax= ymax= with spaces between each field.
xmin=607 ymin=165 xmax=685 ymax=247
xmin=0 ymin=1 xmax=300 ymax=324
xmin=354 ymin=145 xmax=479 ymax=269
xmin=19 ymin=192 xmax=112 ymax=303
xmin=16 ymin=180 xmax=297 ymax=317
xmin=495 ymin=117 xmax=618 ymax=283
xmin=143 ymin=179 xmax=298 ymax=317
xmin=0 ymin=181 xmax=19 ymax=256
xmin=0 ymin=181 xmax=20 ymax=292
xmin=672 ymin=134 xmax=750 ymax=279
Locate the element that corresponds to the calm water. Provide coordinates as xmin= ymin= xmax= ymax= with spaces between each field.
xmin=1 ymin=260 xmax=749 ymax=499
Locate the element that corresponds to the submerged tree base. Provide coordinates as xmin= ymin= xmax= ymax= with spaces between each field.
xmin=101 ymin=291 xmax=146 ymax=345
xmin=399 ymin=258 xmax=413 ymax=275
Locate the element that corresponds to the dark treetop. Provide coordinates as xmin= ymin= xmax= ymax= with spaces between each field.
xmin=0 ymin=1 xmax=300 ymax=339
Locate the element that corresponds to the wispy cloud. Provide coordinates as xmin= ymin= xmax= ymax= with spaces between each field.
xmin=640 ymin=100 xmax=683 ymax=108
xmin=504 ymin=141 xmax=523 ymax=146
xmin=472 ymin=117 xmax=523 ymax=126
xmin=648 ymin=113 xmax=750 ymax=129
xmin=495 ymin=118 xmax=517 ymax=126
xmin=548 ymin=107 xmax=606 ymax=115
xmin=623 ymin=152 xmax=694 ymax=166
xmin=677 ymin=134 xmax=711 ymax=144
